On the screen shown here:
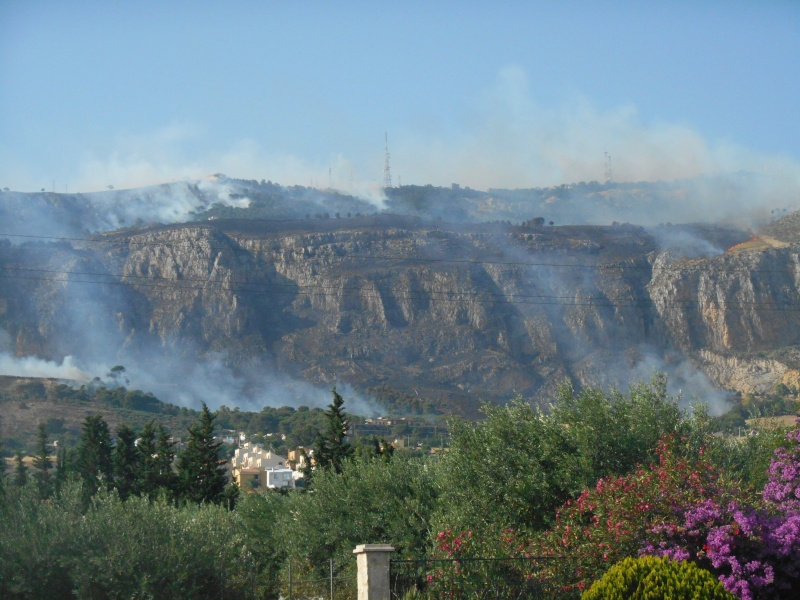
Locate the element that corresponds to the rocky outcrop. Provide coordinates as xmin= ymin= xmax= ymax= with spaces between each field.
xmin=647 ymin=241 xmax=800 ymax=397
xmin=696 ymin=350 xmax=790 ymax=395
xmin=649 ymin=247 xmax=800 ymax=354
xmin=8 ymin=215 xmax=799 ymax=410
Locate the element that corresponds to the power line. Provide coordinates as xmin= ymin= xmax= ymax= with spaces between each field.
xmin=1 ymin=267 xmax=799 ymax=312
xmin=0 ymin=230 xmax=797 ymax=275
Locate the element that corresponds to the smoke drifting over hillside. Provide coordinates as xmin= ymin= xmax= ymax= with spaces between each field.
xmin=0 ymin=350 xmax=89 ymax=381
xmin=2 ymin=66 xmax=797 ymax=415
xmin=415 ymin=67 xmax=799 ymax=185
xmin=9 ymin=67 xmax=797 ymax=230
xmin=0 ymin=325 xmax=381 ymax=415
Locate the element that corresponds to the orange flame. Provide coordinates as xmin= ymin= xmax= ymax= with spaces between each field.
xmin=726 ymin=235 xmax=759 ymax=253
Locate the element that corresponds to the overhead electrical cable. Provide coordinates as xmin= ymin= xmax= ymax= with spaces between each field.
xmin=1 ymin=268 xmax=798 ymax=312
xmin=0 ymin=230 xmax=797 ymax=275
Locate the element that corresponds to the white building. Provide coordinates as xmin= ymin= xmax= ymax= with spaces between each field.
xmin=231 ymin=443 xmax=295 ymax=490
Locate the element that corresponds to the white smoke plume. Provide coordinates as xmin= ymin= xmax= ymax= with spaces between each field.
xmin=121 ymin=352 xmax=383 ymax=416
xmin=0 ymin=352 xmax=90 ymax=381
xmin=396 ymin=66 xmax=800 ymax=189
xmin=73 ymin=126 xmax=388 ymax=211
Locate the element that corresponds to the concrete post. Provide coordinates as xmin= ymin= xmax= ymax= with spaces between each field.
xmin=353 ymin=544 xmax=394 ymax=600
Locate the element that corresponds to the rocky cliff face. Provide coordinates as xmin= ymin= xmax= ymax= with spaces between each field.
xmin=5 ymin=214 xmax=796 ymax=413
xmin=648 ymin=241 xmax=800 ymax=395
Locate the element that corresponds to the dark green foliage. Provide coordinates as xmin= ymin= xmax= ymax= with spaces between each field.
xmin=0 ymin=375 xmax=784 ymax=599
xmin=18 ymin=381 xmax=45 ymax=399
xmin=135 ymin=420 xmax=159 ymax=497
xmin=282 ymin=454 xmax=437 ymax=581
xmin=31 ymin=423 xmax=52 ymax=500
xmin=216 ymin=404 xmax=331 ymax=451
xmin=582 ymin=556 xmax=735 ymax=599
xmin=47 ymin=381 xmax=181 ymax=417
xmin=223 ymin=481 xmax=240 ymax=511
xmin=93 ymin=386 xmax=163 ymax=413
xmin=136 ymin=420 xmax=178 ymax=500
xmin=53 ymin=446 xmax=67 ymax=497
xmin=45 ymin=417 xmax=66 ymax=435
xmin=177 ymin=402 xmax=227 ymax=505
xmin=308 ymin=388 xmax=353 ymax=476
xmin=366 ymin=384 xmax=436 ymax=415
xmin=13 ymin=451 xmax=27 ymax=487
xmin=354 ymin=435 xmax=395 ymax=461
xmin=550 ymin=374 xmax=689 ymax=481
xmin=708 ymin=422 xmax=790 ymax=494
xmin=0 ymin=481 xmax=255 ymax=599
xmin=76 ymin=414 xmax=114 ymax=498
xmin=432 ymin=376 xmax=699 ymax=538
xmin=434 ymin=398 xmax=584 ymax=535
xmin=113 ymin=424 xmax=139 ymax=500
xmin=154 ymin=424 xmax=178 ymax=498
xmin=235 ymin=492 xmax=288 ymax=598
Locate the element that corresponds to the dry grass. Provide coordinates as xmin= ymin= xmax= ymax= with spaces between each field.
xmin=0 ymin=376 xmax=196 ymax=452
xmin=745 ymin=414 xmax=798 ymax=429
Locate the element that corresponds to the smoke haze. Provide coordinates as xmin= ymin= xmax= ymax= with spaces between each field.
xmin=2 ymin=64 xmax=797 ymax=416
xmin=8 ymin=66 xmax=797 ymax=229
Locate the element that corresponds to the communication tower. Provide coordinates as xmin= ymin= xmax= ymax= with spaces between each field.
xmin=383 ymin=132 xmax=392 ymax=189
xmin=604 ymin=152 xmax=613 ymax=184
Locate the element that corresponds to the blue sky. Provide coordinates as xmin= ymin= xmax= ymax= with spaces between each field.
xmin=1 ymin=1 xmax=799 ymax=193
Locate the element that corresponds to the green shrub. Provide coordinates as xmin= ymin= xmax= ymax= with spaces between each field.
xmin=582 ymin=556 xmax=734 ymax=600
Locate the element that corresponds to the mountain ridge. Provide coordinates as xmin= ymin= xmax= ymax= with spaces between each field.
xmin=1 ymin=177 xmax=798 ymax=415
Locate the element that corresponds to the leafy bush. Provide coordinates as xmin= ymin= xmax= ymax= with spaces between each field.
xmin=432 ymin=376 xmax=699 ymax=540
xmin=433 ymin=396 xmax=587 ymax=539
xmin=0 ymin=480 xmax=255 ymax=599
xmin=282 ymin=454 xmax=436 ymax=567
xmin=528 ymin=435 xmax=728 ymax=593
xmin=644 ymin=412 xmax=800 ymax=600
xmin=582 ymin=556 xmax=735 ymax=600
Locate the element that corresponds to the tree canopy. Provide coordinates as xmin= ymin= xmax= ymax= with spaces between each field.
xmin=177 ymin=402 xmax=227 ymax=505
xmin=307 ymin=387 xmax=354 ymax=476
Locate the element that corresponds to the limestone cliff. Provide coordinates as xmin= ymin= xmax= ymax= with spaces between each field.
xmin=6 ymin=214 xmax=796 ymax=411
xmin=648 ymin=236 xmax=800 ymax=397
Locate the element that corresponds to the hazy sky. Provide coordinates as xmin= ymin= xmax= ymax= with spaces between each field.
xmin=2 ymin=1 xmax=799 ymax=193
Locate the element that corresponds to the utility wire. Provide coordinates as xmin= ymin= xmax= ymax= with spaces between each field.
xmin=1 ymin=230 xmax=797 ymax=275
xmin=1 ymin=269 xmax=798 ymax=312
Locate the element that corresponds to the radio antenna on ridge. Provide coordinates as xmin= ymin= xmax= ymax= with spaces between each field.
xmin=383 ymin=132 xmax=392 ymax=189
xmin=604 ymin=152 xmax=613 ymax=184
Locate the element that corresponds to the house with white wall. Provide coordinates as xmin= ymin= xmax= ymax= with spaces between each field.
xmin=231 ymin=443 xmax=295 ymax=490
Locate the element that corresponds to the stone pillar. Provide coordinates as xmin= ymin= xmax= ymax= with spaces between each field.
xmin=353 ymin=544 xmax=394 ymax=600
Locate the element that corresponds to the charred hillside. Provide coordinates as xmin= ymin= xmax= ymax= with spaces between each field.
xmin=6 ymin=210 xmax=788 ymax=414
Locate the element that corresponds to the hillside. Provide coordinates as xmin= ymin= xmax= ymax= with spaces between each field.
xmin=0 ymin=376 xmax=198 ymax=452
xmin=2 ymin=176 xmax=799 ymax=416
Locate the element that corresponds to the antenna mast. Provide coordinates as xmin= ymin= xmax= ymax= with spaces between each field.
xmin=383 ymin=132 xmax=392 ymax=189
xmin=604 ymin=152 xmax=613 ymax=184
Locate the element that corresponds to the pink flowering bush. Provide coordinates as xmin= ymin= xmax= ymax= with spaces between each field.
xmin=528 ymin=436 xmax=724 ymax=594
xmin=762 ymin=415 xmax=800 ymax=512
xmin=425 ymin=414 xmax=800 ymax=599
xmin=643 ymin=412 xmax=800 ymax=599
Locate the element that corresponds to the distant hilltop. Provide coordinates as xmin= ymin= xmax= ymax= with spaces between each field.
xmin=1 ymin=172 xmax=795 ymax=240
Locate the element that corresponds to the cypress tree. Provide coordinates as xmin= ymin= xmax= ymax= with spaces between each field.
xmin=177 ymin=402 xmax=227 ymax=505
xmin=32 ymin=423 xmax=52 ymax=500
xmin=13 ymin=450 xmax=28 ymax=487
xmin=154 ymin=424 xmax=178 ymax=499
xmin=113 ymin=424 xmax=139 ymax=500
xmin=136 ymin=420 xmax=159 ymax=498
xmin=76 ymin=414 xmax=113 ymax=497
xmin=310 ymin=387 xmax=353 ymax=475
xmin=53 ymin=446 xmax=68 ymax=497
xmin=135 ymin=420 xmax=177 ymax=500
